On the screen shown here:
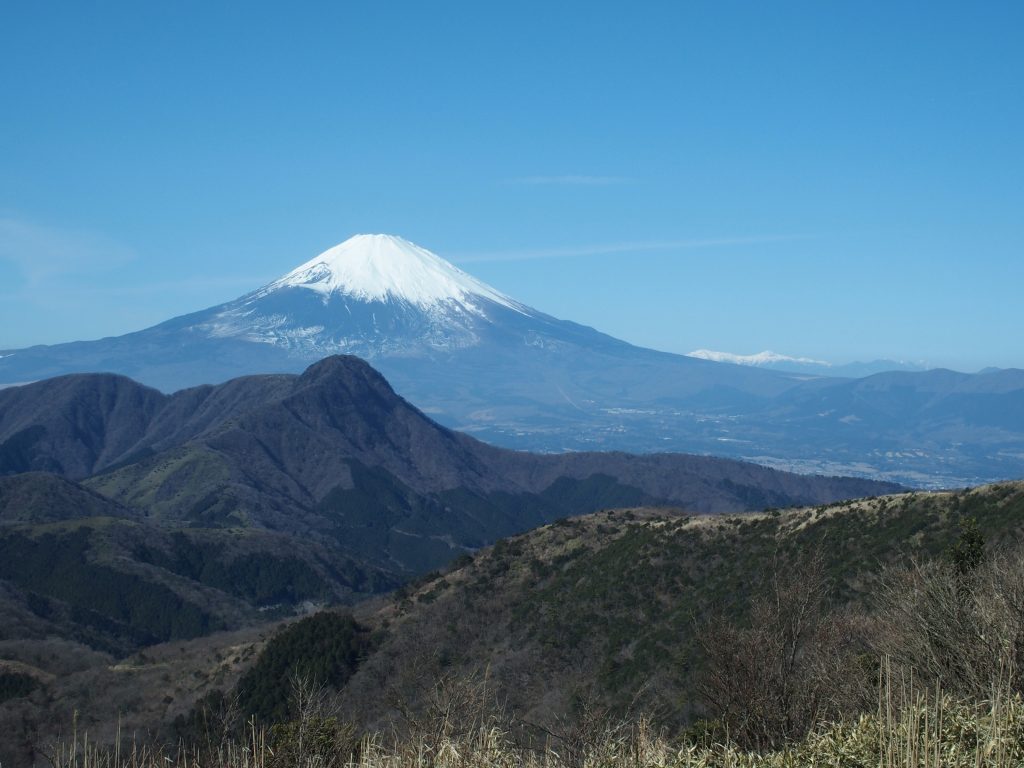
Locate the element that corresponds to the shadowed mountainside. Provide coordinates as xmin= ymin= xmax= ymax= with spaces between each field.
xmin=0 ymin=356 xmax=898 ymax=655
xmin=3 ymin=480 xmax=1023 ymax=767
xmin=336 ymin=480 xmax=1024 ymax=733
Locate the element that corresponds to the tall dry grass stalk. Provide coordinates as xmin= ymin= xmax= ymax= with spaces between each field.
xmin=40 ymin=674 xmax=1024 ymax=768
xmin=44 ymin=716 xmax=271 ymax=768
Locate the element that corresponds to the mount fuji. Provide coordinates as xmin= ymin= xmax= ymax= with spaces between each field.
xmin=199 ymin=234 xmax=535 ymax=358
xmin=2 ymin=234 xmax=1023 ymax=487
xmin=0 ymin=232 xmax=795 ymax=411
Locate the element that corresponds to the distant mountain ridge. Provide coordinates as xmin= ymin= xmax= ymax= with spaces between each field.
xmin=0 ymin=356 xmax=894 ymax=509
xmin=0 ymin=356 xmax=897 ymax=655
xmin=687 ymin=349 xmax=931 ymax=378
xmin=1 ymin=234 xmax=1021 ymax=487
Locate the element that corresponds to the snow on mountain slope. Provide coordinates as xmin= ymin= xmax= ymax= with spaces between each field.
xmin=191 ymin=234 xmax=538 ymax=358
xmin=261 ymin=234 xmax=525 ymax=312
xmin=688 ymin=349 xmax=933 ymax=377
xmin=688 ymin=349 xmax=830 ymax=368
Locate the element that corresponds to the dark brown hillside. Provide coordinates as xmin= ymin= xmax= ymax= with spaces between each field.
xmin=3 ymin=481 xmax=1022 ymax=765
xmin=215 ymin=355 xmax=498 ymax=497
xmin=0 ymin=374 xmax=165 ymax=478
xmin=0 ymin=357 xmax=898 ymax=664
xmin=0 ymin=621 xmax=273 ymax=768
xmin=482 ymin=449 xmax=894 ymax=511
xmin=332 ymin=481 xmax=1024 ymax=735
xmin=0 ymin=472 xmax=398 ymax=656
xmin=0 ymin=372 xmax=296 ymax=480
xmin=72 ymin=357 xmax=899 ymax=574
xmin=0 ymin=472 xmax=136 ymax=524
xmin=1 ymin=355 xmax=900 ymax=508
xmin=0 ymin=357 xmax=900 ymax=625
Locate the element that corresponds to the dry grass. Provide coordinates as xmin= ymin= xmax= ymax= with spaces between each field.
xmin=39 ymin=676 xmax=1024 ymax=768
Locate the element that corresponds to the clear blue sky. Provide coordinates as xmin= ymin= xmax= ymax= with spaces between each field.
xmin=2 ymin=2 xmax=1021 ymax=370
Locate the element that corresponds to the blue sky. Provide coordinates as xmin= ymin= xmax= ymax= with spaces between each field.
xmin=1 ymin=2 xmax=1021 ymax=370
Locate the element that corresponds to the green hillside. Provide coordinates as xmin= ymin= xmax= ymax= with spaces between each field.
xmin=4 ymin=480 xmax=1024 ymax=766
xmin=332 ymin=481 xmax=1024 ymax=732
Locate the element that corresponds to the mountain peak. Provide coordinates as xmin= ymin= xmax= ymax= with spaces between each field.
xmin=297 ymin=353 xmax=388 ymax=388
xmin=265 ymin=233 xmax=521 ymax=311
xmin=688 ymin=349 xmax=831 ymax=367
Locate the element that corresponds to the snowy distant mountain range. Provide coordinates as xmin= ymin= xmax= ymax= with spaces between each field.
xmin=687 ymin=349 xmax=930 ymax=378
xmin=1 ymin=233 xmax=1022 ymax=487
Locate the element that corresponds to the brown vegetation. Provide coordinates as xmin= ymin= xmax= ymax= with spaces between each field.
xmin=695 ymin=550 xmax=873 ymax=749
xmin=6 ymin=482 xmax=1024 ymax=766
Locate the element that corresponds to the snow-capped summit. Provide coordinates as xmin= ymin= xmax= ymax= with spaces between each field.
xmin=189 ymin=234 xmax=542 ymax=359
xmin=262 ymin=234 xmax=522 ymax=313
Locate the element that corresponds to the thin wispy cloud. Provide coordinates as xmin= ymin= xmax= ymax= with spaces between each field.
xmin=455 ymin=234 xmax=813 ymax=264
xmin=0 ymin=274 xmax=283 ymax=312
xmin=27 ymin=275 xmax=273 ymax=299
xmin=0 ymin=216 xmax=273 ymax=308
xmin=0 ymin=216 xmax=136 ymax=284
xmin=507 ymin=175 xmax=633 ymax=186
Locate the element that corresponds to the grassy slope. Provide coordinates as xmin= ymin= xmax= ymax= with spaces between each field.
xmin=85 ymin=444 xmax=238 ymax=525
xmin=338 ymin=481 xmax=1024 ymax=731
xmin=0 ymin=623 xmax=275 ymax=766
xmin=0 ymin=487 xmax=398 ymax=659
xmin=3 ymin=481 xmax=1024 ymax=765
